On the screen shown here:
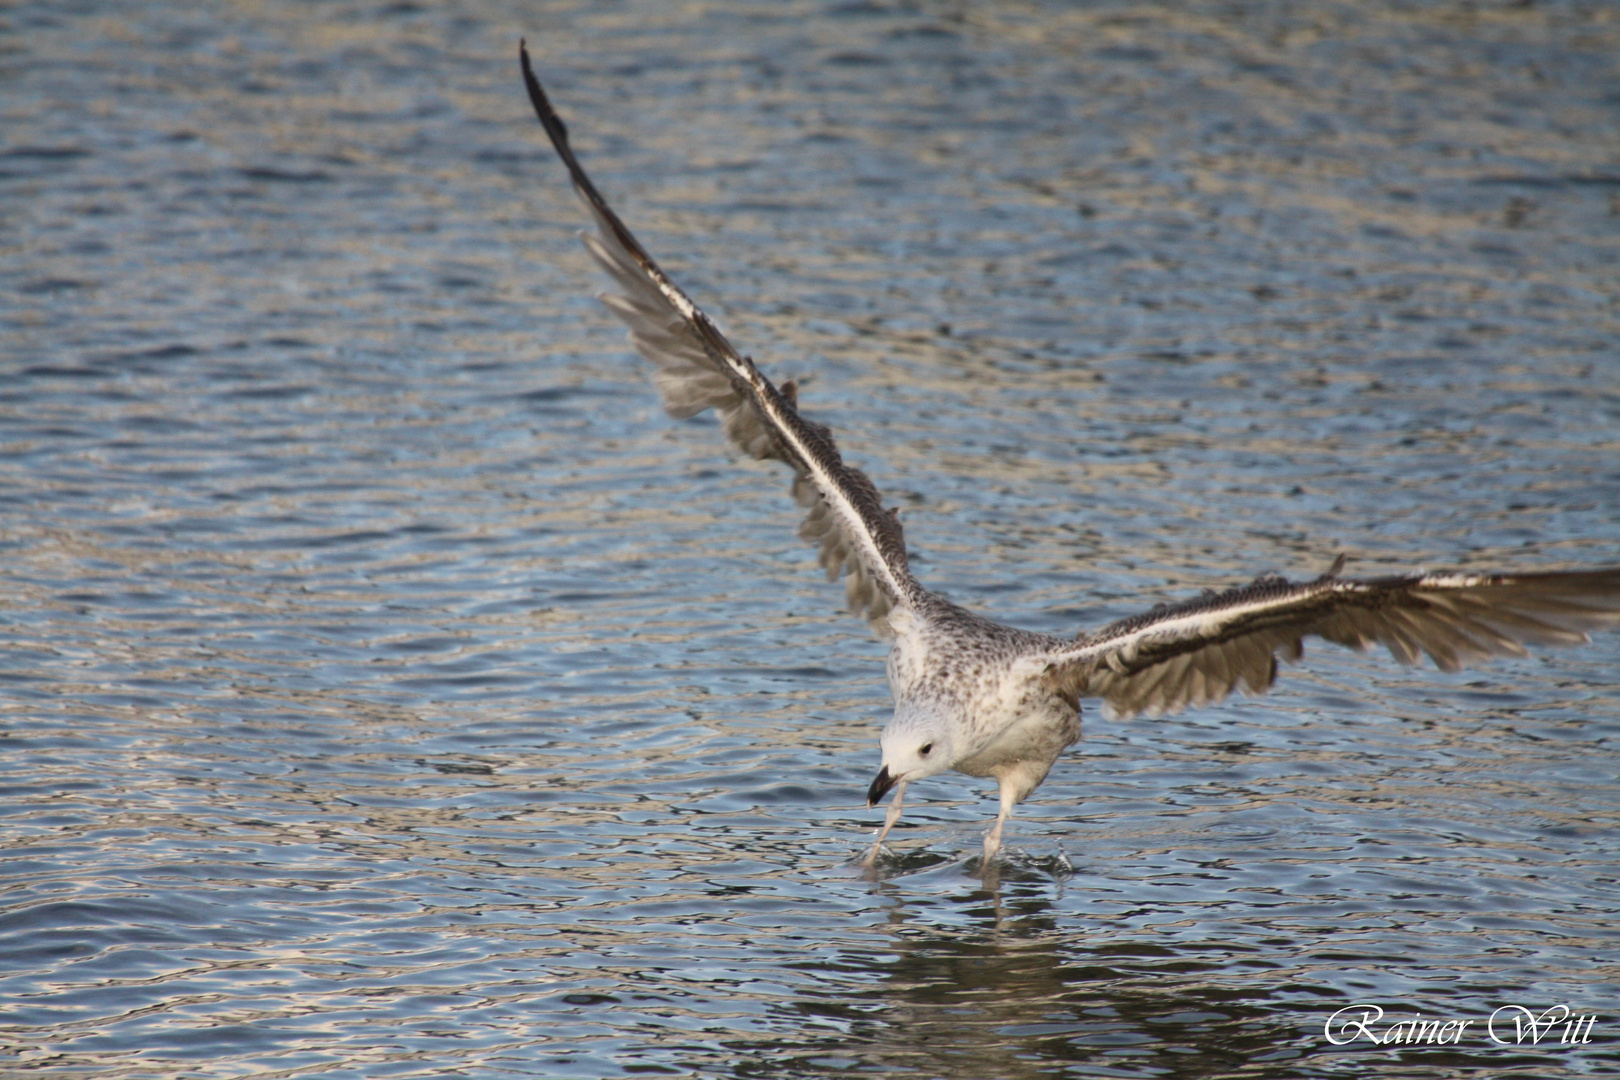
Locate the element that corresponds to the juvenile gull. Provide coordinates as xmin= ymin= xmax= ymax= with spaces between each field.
xmin=518 ymin=45 xmax=1620 ymax=866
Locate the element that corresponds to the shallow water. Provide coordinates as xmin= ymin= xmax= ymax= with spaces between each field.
xmin=3 ymin=1 xmax=1618 ymax=1076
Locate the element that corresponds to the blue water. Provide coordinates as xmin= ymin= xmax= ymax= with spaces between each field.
xmin=3 ymin=1 xmax=1618 ymax=1076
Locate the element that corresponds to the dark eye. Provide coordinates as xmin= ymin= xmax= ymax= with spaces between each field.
xmin=919 ymin=743 xmax=933 ymax=756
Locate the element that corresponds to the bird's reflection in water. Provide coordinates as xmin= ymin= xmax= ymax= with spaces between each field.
xmin=732 ymin=861 xmax=1316 ymax=1079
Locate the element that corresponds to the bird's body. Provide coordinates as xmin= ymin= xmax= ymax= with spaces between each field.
xmin=518 ymin=44 xmax=1620 ymax=867
xmin=872 ymin=597 xmax=1080 ymax=860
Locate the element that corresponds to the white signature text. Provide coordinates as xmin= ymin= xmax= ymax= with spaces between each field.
xmin=1324 ymin=1004 xmax=1598 ymax=1047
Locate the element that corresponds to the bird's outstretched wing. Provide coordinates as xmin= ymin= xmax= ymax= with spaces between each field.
xmin=519 ymin=44 xmax=917 ymax=631
xmin=1036 ymin=562 xmax=1620 ymax=720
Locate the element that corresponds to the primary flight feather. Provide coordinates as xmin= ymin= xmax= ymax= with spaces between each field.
xmin=518 ymin=43 xmax=1620 ymax=866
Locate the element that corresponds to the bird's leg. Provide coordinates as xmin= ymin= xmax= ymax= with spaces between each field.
xmin=863 ymin=780 xmax=907 ymax=867
xmin=982 ymin=812 xmax=1007 ymax=863
xmin=981 ymin=778 xmax=1020 ymax=865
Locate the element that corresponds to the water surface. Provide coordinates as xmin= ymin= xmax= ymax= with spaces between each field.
xmin=3 ymin=1 xmax=1618 ymax=1076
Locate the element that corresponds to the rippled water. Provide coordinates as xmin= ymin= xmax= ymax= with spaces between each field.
xmin=4 ymin=1 xmax=1619 ymax=1076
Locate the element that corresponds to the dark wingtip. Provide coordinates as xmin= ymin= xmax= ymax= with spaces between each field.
xmin=518 ymin=38 xmax=569 ymax=147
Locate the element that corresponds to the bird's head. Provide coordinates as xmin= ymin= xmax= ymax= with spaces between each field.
xmin=866 ymin=697 xmax=956 ymax=806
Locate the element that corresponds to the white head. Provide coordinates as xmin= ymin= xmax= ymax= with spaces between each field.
xmin=866 ymin=697 xmax=956 ymax=807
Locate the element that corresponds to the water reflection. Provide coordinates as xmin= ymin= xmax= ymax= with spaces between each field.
xmin=750 ymin=870 xmax=1301 ymax=1079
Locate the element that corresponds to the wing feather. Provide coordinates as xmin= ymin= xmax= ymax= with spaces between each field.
xmin=520 ymin=44 xmax=917 ymax=631
xmin=1040 ymin=565 xmax=1620 ymax=720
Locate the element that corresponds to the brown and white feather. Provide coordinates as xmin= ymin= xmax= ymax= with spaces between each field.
xmin=1037 ymin=567 xmax=1620 ymax=720
xmin=521 ymin=47 xmax=916 ymax=632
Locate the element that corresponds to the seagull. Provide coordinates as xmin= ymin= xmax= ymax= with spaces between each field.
xmin=518 ymin=44 xmax=1620 ymax=867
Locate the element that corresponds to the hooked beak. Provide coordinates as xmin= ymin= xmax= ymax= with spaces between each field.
xmin=866 ymin=765 xmax=898 ymax=807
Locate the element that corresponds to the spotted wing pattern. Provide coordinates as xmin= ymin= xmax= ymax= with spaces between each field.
xmin=520 ymin=44 xmax=916 ymax=631
xmin=1038 ymin=564 xmax=1620 ymax=720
